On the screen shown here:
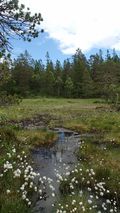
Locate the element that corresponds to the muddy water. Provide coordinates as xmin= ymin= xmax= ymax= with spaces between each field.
xmin=32 ymin=128 xmax=81 ymax=213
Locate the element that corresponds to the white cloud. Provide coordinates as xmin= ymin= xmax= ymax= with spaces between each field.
xmin=20 ymin=0 xmax=120 ymax=54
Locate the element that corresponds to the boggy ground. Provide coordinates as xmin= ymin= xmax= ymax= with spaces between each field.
xmin=0 ymin=98 xmax=120 ymax=212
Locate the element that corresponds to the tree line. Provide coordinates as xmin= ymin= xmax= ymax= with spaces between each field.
xmin=0 ymin=1 xmax=120 ymax=104
xmin=0 ymin=48 xmax=120 ymax=102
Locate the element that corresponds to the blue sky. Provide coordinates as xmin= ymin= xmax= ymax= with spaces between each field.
xmin=11 ymin=32 xmax=72 ymax=63
xmin=11 ymin=0 xmax=120 ymax=63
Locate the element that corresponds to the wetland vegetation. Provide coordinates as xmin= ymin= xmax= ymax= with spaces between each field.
xmin=0 ymin=98 xmax=120 ymax=212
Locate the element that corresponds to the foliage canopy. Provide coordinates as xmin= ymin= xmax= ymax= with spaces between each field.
xmin=0 ymin=0 xmax=43 ymax=54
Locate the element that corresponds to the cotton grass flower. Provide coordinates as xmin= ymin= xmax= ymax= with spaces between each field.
xmin=6 ymin=189 xmax=11 ymax=194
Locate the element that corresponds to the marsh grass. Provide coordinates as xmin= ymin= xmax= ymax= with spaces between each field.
xmin=0 ymin=98 xmax=103 ymax=121
xmin=58 ymin=137 xmax=120 ymax=212
xmin=17 ymin=129 xmax=57 ymax=148
xmin=54 ymin=192 xmax=97 ymax=213
xmin=0 ymin=128 xmax=31 ymax=213
xmin=1 ymin=197 xmax=30 ymax=213
xmin=0 ymin=126 xmax=57 ymax=213
xmin=0 ymin=98 xmax=120 ymax=212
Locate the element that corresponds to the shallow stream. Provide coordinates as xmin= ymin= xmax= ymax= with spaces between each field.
xmin=32 ymin=128 xmax=81 ymax=213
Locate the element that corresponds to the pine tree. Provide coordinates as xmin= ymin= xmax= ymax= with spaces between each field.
xmin=72 ymin=49 xmax=90 ymax=97
xmin=12 ymin=51 xmax=33 ymax=96
xmin=0 ymin=0 xmax=43 ymax=53
xmin=65 ymin=77 xmax=73 ymax=98
xmin=44 ymin=52 xmax=55 ymax=96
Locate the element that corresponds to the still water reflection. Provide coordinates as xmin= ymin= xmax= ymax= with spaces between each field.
xmin=32 ymin=128 xmax=81 ymax=213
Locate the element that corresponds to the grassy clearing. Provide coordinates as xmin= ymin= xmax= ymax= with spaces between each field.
xmin=0 ymin=98 xmax=103 ymax=121
xmin=0 ymin=97 xmax=120 ymax=212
